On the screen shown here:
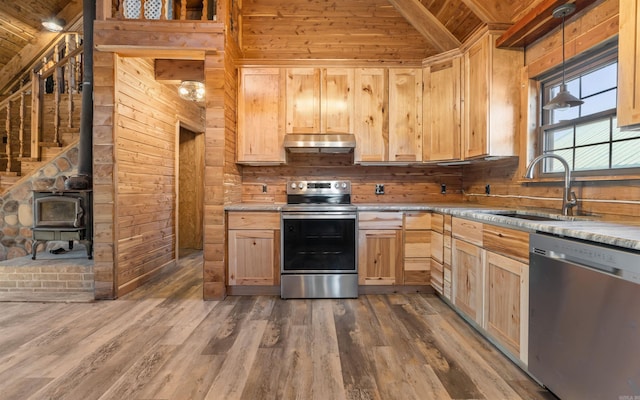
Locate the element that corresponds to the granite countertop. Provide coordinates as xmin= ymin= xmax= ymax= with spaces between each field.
xmin=225 ymin=203 xmax=640 ymax=251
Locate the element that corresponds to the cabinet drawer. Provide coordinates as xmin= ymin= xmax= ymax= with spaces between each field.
xmin=228 ymin=212 xmax=280 ymax=230
xmin=405 ymin=212 xmax=431 ymax=230
xmin=359 ymin=212 xmax=403 ymax=230
xmin=431 ymin=213 xmax=444 ymax=233
xmin=483 ymin=224 xmax=529 ymax=263
xmin=404 ymin=230 xmax=431 ymax=258
xmin=404 ymin=258 xmax=430 ymax=285
xmin=452 ymin=217 xmax=483 ymax=246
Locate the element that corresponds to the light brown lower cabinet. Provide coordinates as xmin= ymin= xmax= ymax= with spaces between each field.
xmin=452 ymin=238 xmax=484 ymax=325
xmin=227 ymin=212 xmax=280 ymax=286
xmin=484 ymin=251 xmax=529 ymax=364
xmin=358 ymin=229 xmax=403 ymax=285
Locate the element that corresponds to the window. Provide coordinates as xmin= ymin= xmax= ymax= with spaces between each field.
xmin=539 ymin=46 xmax=640 ymax=175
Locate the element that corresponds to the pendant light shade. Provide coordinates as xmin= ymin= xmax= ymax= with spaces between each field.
xmin=543 ymin=3 xmax=584 ymax=111
xmin=178 ymin=81 xmax=205 ymax=102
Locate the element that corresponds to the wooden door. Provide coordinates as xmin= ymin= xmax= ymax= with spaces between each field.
xmin=452 ymin=238 xmax=484 ymax=323
xmin=484 ymin=251 xmax=529 ymax=364
xmin=322 ymin=68 xmax=354 ymax=133
xmin=286 ymin=68 xmax=320 ymax=134
xmin=228 ymin=229 xmax=279 ymax=286
xmin=353 ymin=68 xmax=387 ymax=163
xmin=618 ymin=0 xmax=640 ymax=126
xmin=388 ymin=68 xmax=423 ymax=162
xmin=358 ymin=229 xmax=403 ymax=285
xmin=237 ymin=68 xmax=286 ymax=163
xmin=423 ymin=57 xmax=461 ymax=161
xmin=464 ymin=38 xmax=489 ymax=159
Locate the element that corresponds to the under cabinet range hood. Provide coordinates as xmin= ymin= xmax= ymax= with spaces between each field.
xmin=283 ymin=134 xmax=356 ymax=153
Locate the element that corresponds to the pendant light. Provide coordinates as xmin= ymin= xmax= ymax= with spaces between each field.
xmin=543 ymin=3 xmax=584 ymax=110
xmin=178 ymin=81 xmax=205 ymax=102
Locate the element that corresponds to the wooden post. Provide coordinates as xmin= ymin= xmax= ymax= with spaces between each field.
xmin=180 ymin=0 xmax=187 ymax=20
xmin=67 ymin=35 xmax=75 ymax=129
xmin=19 ymin=91 xmax=25 ymax=158
xmin=53 ymin=43 xmax=61 ymax=145
xmin=31 ymin=71 xmax=42 ymax=160
xmin=5 ymin=102 xmax=11 ymax=172
xmin=202 ymin=0 xmax=208 ymax=20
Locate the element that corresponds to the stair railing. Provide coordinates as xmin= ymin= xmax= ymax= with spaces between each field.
xmin=111 ymin=0 xmax=216 ymax=20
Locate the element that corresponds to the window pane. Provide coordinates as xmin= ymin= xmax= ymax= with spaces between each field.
xmin=551 ymin=105 xmax=579 ymax=124
xmin=545 ymin=127 xmax=573 ymax=150
xmin=581 ymin=63 xmax=617 ymax=97
xmin=612 ymin=117 xmax=640 ymax=140
xmin=575 ymin=119 xmax=610 ymax=146
xmin=575 ymin=144 xmax=610 ymax=170
xmin=580 ymin=89 xmax=617 ymax=116
xmin=544 ymin=150 xmax=574 ymax=173
xmin=612 ymin=139 xmax=640 ymax=168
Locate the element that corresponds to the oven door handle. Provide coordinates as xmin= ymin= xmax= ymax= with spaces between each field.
xmin=281 ymin=212 xmax=357 ymax=220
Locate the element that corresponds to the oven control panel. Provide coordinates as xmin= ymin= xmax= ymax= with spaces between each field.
xmin=286 ymin=180 xmax=351 ymax=194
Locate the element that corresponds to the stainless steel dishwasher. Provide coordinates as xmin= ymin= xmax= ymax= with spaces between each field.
xmin=529 ymin=233 xmax=640 ymax=400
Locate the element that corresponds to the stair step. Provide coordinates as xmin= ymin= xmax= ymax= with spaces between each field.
xmin=39 ymin=141 xmax=61 ymax=148
xmin=0 ymin=172 xmax=19 ymax=177
xmin=20 ymin=161 xmax=41 ymax=173
xmin=41 ymin=147 xmax=64 ymax=160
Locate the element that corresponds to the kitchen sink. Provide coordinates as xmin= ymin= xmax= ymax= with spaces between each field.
xmin=491 ymin=212 xmax=561 ymax=221
xmin=478 ymin=210 xmax=580 ymax=222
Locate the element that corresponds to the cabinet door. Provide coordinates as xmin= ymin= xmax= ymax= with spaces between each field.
xmin=358 ymin=229 xmax=403 ymax=285
xmin=452 ymin=238 xmax=484 ymax=323
xmin=389 ymin=68 xmax=423 ymax=162
xmin=286 ymin=68 xmax=321 ymax=133
xmin=464 ymin=38 xmax=489 ymax=159
xmin=618 ymin=0 xmax=640 ymax=126
xmin=228 ymin=229 xmax=279 ymax=286
xmin=484 ymin=251 xmax=529 ymax=364
xmin=237 ymin=68 xmax=286 ymax=163
xmin=322 ymin=68 xmax=354 ymax=133
xmin=354 ymin=68 xmax=388 ymax=163
xmin=463 ymin=33 xmax=521 ymax=159
xmin=423 ymin=57 xmax=461 ymax=161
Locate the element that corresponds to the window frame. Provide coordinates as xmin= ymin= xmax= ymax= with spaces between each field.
xmin=536 ymin=43 xmax=640 ymax=177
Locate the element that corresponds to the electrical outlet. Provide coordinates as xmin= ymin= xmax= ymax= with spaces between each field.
xmin=485 ymin=184 xmax=491 ymax=195
xmin=441 ymin=184 xmax=446 ymax=194
xmin=262 ymin=184 xmax=268 ymax=193
xmin=375 ymin=184 xmax=385 ymax=195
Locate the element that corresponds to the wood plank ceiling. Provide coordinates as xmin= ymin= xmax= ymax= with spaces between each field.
xmin=239 ymin=0 xmax=542 ymax=61
xmin=0 ymin=0 xmax=571 ymax=92
xmin=0 ymin=0 xmax=80 ymax=94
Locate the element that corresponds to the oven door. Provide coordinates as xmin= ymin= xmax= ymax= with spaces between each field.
xmin=281 ymin=212 xmax=357 ymax=274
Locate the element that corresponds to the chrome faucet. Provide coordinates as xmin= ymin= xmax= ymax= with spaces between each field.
xmin=524 ymin=154 xmax=577 ymax=216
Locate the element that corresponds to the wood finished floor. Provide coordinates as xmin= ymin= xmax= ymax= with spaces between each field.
xmin=0 ymin=251 xmax=554 ymax=400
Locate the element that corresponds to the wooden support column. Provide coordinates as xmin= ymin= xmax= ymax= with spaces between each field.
xmin=19 ymin=92 xmax=25 ymax=158
xmin=92 ymin=51 xmax=117 ymax=300
xmin=203 ymin=51 xmax=227 ymax=300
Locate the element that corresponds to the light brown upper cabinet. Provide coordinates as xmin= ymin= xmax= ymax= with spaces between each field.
xmin=388 ymin=68 xmax=423 ymax=163
xmin=463 ymin=32 xmax=522 ymax=159
xmin=423 ymin=55 xmax=462 ymax=161
xmin=354 ymin=68 xmax=388 ymax=162
xmin=237 ymin=68 xmax=286 ymax=164
xmin=285 ymin=68 xmax=354 ymax=134
xmin=618 ymin=0 xmax=640 ymax=127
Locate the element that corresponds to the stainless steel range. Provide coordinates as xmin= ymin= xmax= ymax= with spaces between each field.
xmin=281 ymin=180 xmax=358 ymax=299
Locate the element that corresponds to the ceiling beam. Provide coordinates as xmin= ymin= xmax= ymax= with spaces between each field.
xmin=496 ymin=0 xmax=600 ymax=48
xmin=155 ymin=59 xmax=204 ymax=82
xmin=387 ymin=0 xmax=461 ymax=53
xmin=459 ymin=0 xmax=514 ymax=23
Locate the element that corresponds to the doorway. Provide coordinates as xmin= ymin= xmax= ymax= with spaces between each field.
xmin=178 ymin=126 xmax=204 ymax=256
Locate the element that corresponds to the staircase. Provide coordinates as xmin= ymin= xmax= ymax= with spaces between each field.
xmin=0 ymin=34 xmax=83 ymax=194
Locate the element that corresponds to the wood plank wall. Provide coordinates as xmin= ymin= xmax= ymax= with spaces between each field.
xmin=92 ymin=52 xmax=205 ymax=299
xmin=463 ymin=0 xmax=640 ymax=222
xmin=113 ymin=57 xmax=204 ymax=296
xmin=241 ymin=154 xmax=463 ymax=204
